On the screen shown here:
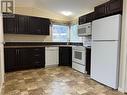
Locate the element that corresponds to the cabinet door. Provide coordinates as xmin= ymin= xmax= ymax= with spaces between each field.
xmin=18 ymin=48 xmax=32 ymax=69
xmin=86 ymin=12 xmax=95 ymax=23
xmin=86 ymin=48 xmax=91 ymax=75
xmin=79 ymin=15 xmax=86 ymax=25
xmin=3 ymin=15 xmax=17 ymax=34
xmin=94 ymin=2 xmax=108 ymax=19
xmin=17 ymin=15 xmax=29 ymax=34
xmin=4 ymin=48 xmax=18 ymax=72
xmin=41 ymin=20 xmax=50 ymax=35
xmin=107 ymin=0 xmax=123 ymax=15
xmin=59 ymin=47 xmax=72 ymax=67
xmin=29 ymin=17 xmax=42 ymax=35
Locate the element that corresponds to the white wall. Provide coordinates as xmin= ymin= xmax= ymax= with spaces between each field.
xmin=0 ymin=13 xmax=4 ymax=94
xmin=0 ymin=44 xmax=4 ymax=94
xmin=118 ymin=0 xmax=127 ymax=93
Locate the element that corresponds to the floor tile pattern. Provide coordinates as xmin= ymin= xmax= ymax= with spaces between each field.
xmin=1 ymin=67 xmax=127 ymax=95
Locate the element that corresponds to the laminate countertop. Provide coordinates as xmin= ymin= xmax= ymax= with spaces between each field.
xmin=4 ymin=42 xmax=83 ymax=48
xmin=4 ymin=45 xmax=73 ymax=48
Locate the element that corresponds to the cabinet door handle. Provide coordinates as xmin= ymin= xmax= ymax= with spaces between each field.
xmin=17 ymin=49 xmax=20 ymax=55
xmin=16 ymin=49 xmax=18 ymax=55
xmin=34 ymin=49 xmax=39 ymax=51
xmin=35 ymin=62 xmax=40 ymax=64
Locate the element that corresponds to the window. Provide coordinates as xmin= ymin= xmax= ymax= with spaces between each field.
xmin=70 ymin=24 xmax=83 ymax=42
xmin=52 ymin=24 xmax=69 ymax=42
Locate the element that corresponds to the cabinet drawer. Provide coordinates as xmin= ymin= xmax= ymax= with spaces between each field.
xmin=31 ymin=56 xmax=43 ymax=61
xmin=72 ymin=62 xmax=86 ymax=73
xmin=31 ymin=60 xmax=44 ymax=67
xmin=79 ymin=15 xmax=86 ymax=25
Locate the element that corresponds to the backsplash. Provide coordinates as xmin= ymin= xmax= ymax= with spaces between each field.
xmin=4 ymin=34 xmax=52 ymax=42
xmin=82 ymin=36 xmax=92 ymax=47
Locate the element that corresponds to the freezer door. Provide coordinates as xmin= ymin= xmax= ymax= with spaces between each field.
xmin=91 ymin=41 xmax=120 ymax=89
xmin=92 ymin=14 xmax=121 ymax=41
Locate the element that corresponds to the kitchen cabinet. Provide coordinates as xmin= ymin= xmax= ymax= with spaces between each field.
xmin=94 ymin=0 xmax=123 ymax=19
xmin=94 ymin=2 xmax=108 ymax=19
xmin=79 ymin=12 xmax=94 ymax=25
xmin=41 ymin=19 xmax=50 ymax=35
xmin=107 ymin=0 xmax=123 ymax=15
xmin=86 ymin=48 xmax=91 ymax=75
xmin=29 ymin=16 xmax=50 ymax=35
xmin=3 ymin=14 xmax=17 ymax=34
xmin=20 ymin=48 xmax=45 ymax=69
xmin=86 ymin=12 xmax=95 ymax=22
xmin=29 ymin=17 xmax=42 ymax=35
xmin=59 ymin=47 xmax=72 ymax=67
xmin=17 ymin=14 xmax=29 ymax=34
xmin=45 ymin=47 xmax=59 ymax=67
xmin=3 ymin=14 xmax=50 ymax=35
xmin=79 ymin=15 xmax=86 ymax=25
xmin=79 ymin=0 xmax=123 ymax=21
xmin=4 ymin=47 xmax=45 ymax=72
xmin=4 ymin=48 xmax=18 ymax=72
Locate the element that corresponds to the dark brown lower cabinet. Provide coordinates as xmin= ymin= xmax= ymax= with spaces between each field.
xmin=86 ymin=48 xmax=91 ymax=75
xmin=4 ymin=47 xmax=45 ymax=72
xmin=59 ymin=47 xmax=72 ymax=67
xmin=4 ymin=48 xmax=18 ymax=72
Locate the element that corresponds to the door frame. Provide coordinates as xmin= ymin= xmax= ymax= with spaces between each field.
xmin=118 ymin=0 xmax=127 ymax=93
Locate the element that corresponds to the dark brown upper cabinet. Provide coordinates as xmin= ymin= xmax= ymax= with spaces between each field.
xmin=41 ymin=19 xmax=50 ymax=35
xmin=29 ymin=17 xmax=42 ymax=35
xmin=94 ymin=0 xmax=123 ymax=19
xmin=3 ymin=14 xmax=50 ymax=35
xmin=3 ymin=14 xmax=17 ymax=34
xmin=16 ymin=14 xmax=29 ymax=34
xmin=94 ymin=2 xmax=108 ymax=19
xmin=79 ymin=12 xmax=95 ymax=25
xmin=107 ymin=0 xmax=123 ymax=15
xmin=29 ymin=17 xmax=50 ymax=35
xmin=86 ymin=12 xmax=95 ymax=22
xmin=79 ymin=15 xmax=86 ymax=25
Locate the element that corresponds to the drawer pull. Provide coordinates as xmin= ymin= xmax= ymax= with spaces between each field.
xmin=34 ymin=62 xmax=41 ymax=64
xmin=34 ymin=49 xmax=40 ymax=51
xmin=34 ymin=54 xmax=40 ymax=56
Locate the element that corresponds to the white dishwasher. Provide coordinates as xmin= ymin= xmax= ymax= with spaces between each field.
xmin=45 ymin=47 xmax=59 ymax=67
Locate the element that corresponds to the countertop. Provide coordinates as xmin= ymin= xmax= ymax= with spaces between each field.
xmin=4 ymin=45 xmax=73 ymax=48
xmin=4 ymin=42 xmax=83 ymax=48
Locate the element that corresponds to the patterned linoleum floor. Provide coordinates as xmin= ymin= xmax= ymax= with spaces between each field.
xmin=1 ymin=67 xmax=127 ymax=95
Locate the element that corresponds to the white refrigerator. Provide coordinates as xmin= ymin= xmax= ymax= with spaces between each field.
xmin=91 ymin=14 xmax=121 ymax=89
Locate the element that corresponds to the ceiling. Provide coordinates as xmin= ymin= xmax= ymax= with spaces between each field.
xmin=15 ymin=0 xmax=109 ymax=20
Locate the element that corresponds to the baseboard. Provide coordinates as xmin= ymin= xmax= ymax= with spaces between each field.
xmin=0 ymin=83 xmax=3 ymax=95
xmin=0 ymin=86 xmax=2 ymax=95
xmin=118 ymin=87 xmax=125 ymax=93
xmin=45 ymin=64 xmax=58 ymax=68
xmin=0 ymin=78 xmax=4 ymax=95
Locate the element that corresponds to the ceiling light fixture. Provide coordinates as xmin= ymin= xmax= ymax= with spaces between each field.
xmin=61 ymin=11 xmax=72 ymax=16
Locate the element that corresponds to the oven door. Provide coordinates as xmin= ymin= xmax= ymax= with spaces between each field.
xmin=72 ymin=49 xmax=86 ymax=65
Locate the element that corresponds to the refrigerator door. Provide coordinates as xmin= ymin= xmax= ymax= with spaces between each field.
xmin=91 ymin=41 xmax=120 ymax=89
xmin=92 ymin=14 xmax=121 ymax=41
